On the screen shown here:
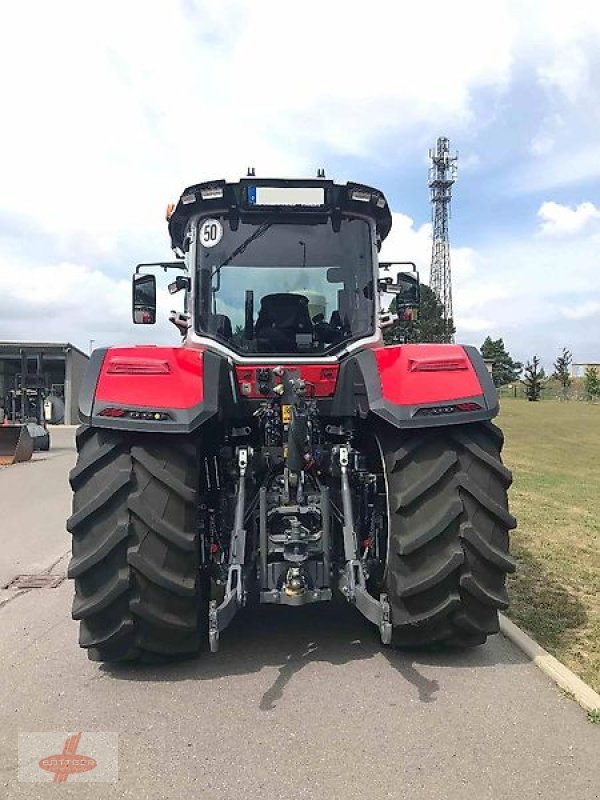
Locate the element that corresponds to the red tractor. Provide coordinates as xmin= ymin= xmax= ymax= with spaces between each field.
xmin=67 ymin=177 xmax=515 ymax=662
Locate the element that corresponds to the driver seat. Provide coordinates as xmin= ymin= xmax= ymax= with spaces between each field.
xmin=255 ymin=293 xmax=313 ymax=352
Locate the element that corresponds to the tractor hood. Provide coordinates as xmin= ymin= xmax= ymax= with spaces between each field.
xmin=167 ymin=177 xmax=392 ymax=253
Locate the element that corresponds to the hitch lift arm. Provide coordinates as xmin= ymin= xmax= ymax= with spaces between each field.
xmin=208 ymin=447 xmax=251 ymax=652
xmin=336 ymin=446 xmax=392 ymax=645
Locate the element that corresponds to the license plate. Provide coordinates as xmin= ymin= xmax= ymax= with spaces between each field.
xmin=248 ymin=186 xmax=325 ymax=206
xmin=281 ymin=404 xmax=291 ymax=424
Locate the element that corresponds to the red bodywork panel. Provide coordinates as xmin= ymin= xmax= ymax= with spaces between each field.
xmin=235 ymin=365 xmax=339 ymax=399
xmin=95 ymin=347 xmax=204 ymax=409
xmin=91 ymin=343 xmax=485 ymax=421
xmin=372 ymin=344 xmax=483 ymax=405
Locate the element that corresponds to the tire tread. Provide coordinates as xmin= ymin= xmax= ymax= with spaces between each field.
xmin=67 ymin=427 xmax=204 ymax=662
xmin=381 ymin=421 xmax=515 ymax=648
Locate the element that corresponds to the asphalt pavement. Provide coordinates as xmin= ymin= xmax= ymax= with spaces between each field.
xmin=1 ymin=426 xmax=599 ymax=799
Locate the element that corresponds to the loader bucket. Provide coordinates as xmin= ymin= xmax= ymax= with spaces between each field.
xmin=0 ymin=425 xmax=34 ymax=466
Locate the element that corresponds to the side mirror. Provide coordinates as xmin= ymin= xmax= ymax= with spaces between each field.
xmin=132 ymin=273 xmax=156 ymax=324
xmin=378 ymin=272 xmax=420 ymax=304
xmin=394 ymin=271 xmax=420 ymax=311
xmin=377 ymin=270 xmax=420 ymax=325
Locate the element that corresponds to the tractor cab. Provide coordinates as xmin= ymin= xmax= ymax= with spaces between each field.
xmin=133 ymin=178 xmax=418 ymax=357
xmin=194 ymin=213 xmax=375 ymax=355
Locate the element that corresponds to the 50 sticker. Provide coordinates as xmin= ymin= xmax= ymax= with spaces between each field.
xmin=199 ymin=218 xmax=223 ymax=248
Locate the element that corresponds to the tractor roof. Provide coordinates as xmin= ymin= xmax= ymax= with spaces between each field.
xmin=167 ymin=177 xmax=392 ymax=252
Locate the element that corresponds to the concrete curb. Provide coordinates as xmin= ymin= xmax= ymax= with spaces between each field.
xmin=500 ymin=614 xmax=600 ymax=714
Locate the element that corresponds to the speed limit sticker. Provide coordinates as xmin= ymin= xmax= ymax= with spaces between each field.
xmin=199 ymin=218 xmax=223 ymax=248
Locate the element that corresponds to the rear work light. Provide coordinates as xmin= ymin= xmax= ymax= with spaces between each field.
xmin=349 ymin=188 xmax=386 ymax=207
xmin=99 ymin=407 xmax=171 ymax=421
xmin=106 ymin=358 xmax=170 ymax=375
xmin=200 ymin=185 xmax=224 ymax=200
xmin=350 ymin=189 xmax=371 ymax=203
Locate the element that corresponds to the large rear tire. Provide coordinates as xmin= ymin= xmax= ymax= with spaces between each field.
xmin=379 ymin=421 xmax=516 ymax=647
xmin=67 ymin=427 xmax=205 ymax=662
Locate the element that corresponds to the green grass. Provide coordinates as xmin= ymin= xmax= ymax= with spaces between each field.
xmin=588 ymin=709 xmax=600 ymax=724
xmin=498 ymin=398 xmax=600 ymax=693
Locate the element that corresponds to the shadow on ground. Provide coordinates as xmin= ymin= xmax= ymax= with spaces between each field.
xmin=508 ymin=546 xmax=588 ymax=653
xmin=101 ymin=597 xmax=530 ymax=707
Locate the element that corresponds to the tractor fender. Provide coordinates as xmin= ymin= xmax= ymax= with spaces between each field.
xmin=332 ymin=343 xmax=498 ymax=428
xmin=78 ymin=346 xmax=235 ymax=433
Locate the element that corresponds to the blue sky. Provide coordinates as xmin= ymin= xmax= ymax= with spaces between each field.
xmin=1 ymin=0 xmax=599 ymax=369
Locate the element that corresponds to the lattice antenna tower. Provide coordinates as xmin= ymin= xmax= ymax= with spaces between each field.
xmin=429 ymin=136 xmax=458 ymax=342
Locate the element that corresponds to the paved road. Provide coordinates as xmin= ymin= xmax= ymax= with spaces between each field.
xmin=1 ymin=427 xmax=599 ymax=799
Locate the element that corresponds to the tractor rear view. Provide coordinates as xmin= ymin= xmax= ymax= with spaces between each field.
xmin=67 ymin=177 xmax=515 ymax=662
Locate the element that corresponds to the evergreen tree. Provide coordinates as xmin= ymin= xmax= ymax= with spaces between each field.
xmin=523 ymin=355 xmax=545 ymax=401
xmin=384 ymin=284 xmax=455 ymax=344
xmin=552 ymin=348 xmax=572 ymax=399
xmin=480 ymin=337 xmax=523 ymax=387
xmin=584 ymin=366 xmax=600 ymax=400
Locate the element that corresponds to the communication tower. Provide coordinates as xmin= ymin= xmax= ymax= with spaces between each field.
xmin=429 ymin=137 xmax=458 ymax=342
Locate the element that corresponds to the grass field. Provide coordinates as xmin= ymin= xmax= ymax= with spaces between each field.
xmin=498 ymin=398 xmax=600 ymax=693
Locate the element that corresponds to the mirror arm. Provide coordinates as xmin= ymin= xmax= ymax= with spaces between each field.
xmin=135 ymin=261 xmax=188 ymax=274
xmin=379 ymin=261 xmax=417 ymax=272
xmin=168 ymin=276 xmax=191 ymax=295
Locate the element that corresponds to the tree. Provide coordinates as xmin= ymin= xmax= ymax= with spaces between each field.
xmin=480 ymin=337 xmax=523 ymax=387
xmin=584 ymin=366 xmax=600 ymax=400
xmin=523 ymin=355 xmax=545 ymax=401
xmin=552 ymin=348 xmax=572 ymax=399
xmin=383 ymin=284 xmax=455 ymax=345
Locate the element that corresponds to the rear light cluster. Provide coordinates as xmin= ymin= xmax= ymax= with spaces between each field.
xmin=99 ymin=407 xmax=171 ymax=421
xmin=106 ymin=359 xmax=170 ymax=375
xmin=414 ymin=402 xmax=482 ymax=418
xmin=409 ymin=358 xmax=468 ymax=372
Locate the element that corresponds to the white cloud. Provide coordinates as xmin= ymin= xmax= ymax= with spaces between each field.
xmin=561 ymin=301 xmax=600 ymax=320
xmin=380 ymin=213 xmax=477 ymax=287
xmin=511 ymin=142 xmax=600 ymax=194
xmin=1 ymin=0 xmax=600 ymax=367
xmin=0 ymin=257 xmax=184 ymax=349
xmin=530 ymin=133 xmax=555 ymax=157
xmin=458 ymin=317 xmax=496 ymax=332
xmin=537 ymin=45 xmax=590 ymax=103
xmin=498 ymin=1 xmax=600 ymax=193
xmin=450 ymin=228 xmax=600 ymax=364
xmin=380 ymin=213 xmax=511 ymax=342
xmin=537 ymin=201 xmax=600 ymax=236
xmin=0 ymin=0 xmax=516 ymax=242
xmin=459 ymin=153 xmax=482 ymax=172
xmin=379 ymin=213 xmax=431 ymax=271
